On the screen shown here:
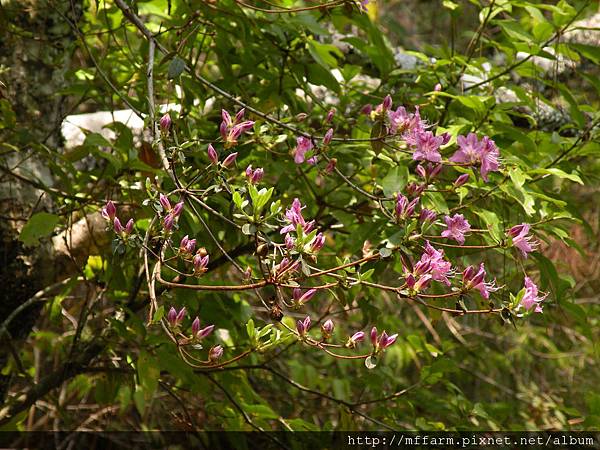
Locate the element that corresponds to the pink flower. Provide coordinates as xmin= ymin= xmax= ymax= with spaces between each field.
xmin=222 ymin=152 xmax=238 ymax=168
xmin=519 ymin=277 xmax=547 ymax=313
xmin=193 ymin=253 xmax=209 ymax=275
xmin=462 ymin=263 xmax=498 ymax=300
xmin=280 ymin=198 xmax=314 ymax=234
xmin=450 ymin=133 xmax=500 ymax=182
xmin=294 ymin=136 xmax=313 ymax=164
xmin=348 ymin=331 xmax=365 ymax=348
xmin=441 ymin=214 xmax=471 ymax=245
xmin=310 ymin=233 xmax=325 ymax=252
xmin=325 ymin=108 xmax=335 ymax=123
xmin=508 ymin=223 xmax=537 ymax=258
xmin=420 ymin=241 xmax=452 ymax=285
xmin=411 ymin=130 xmax=444 ymax=163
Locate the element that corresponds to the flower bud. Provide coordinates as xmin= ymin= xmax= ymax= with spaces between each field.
xmin=219 ymin=122 xmax=228 ymax=140
xmin=350 ymin=331 xmax=365 ymax=343
xmin=310 ymin=233 xmax=325 ymax=252
xmin=172 ymin=201 xmax=184 ymax=217
xmin=382 ymin=95 xmax=392 ymax=111
xmin=163 ymin=213 xmax=174 ymax=232
xmin=159 ymin=113 xmax=172 ymax=133
xmin=235 ymin=108 xmax=246 ymax=123
xmin=101 ymin=200 xmax=116 ymax=221
xmin=285 ymin=234 xmax=295 ymax=250
xmin=430 ymin=164 xmax=443 ymax=179
xmin=321 ymin=319 xmax=334 ymax=339
xmin=416 ymin=164 xmax=427 ymax=179
xmin=208 ymin=144 xmax=218 ymax=164
xmin=325 ymin=108 xmax=335 ymax=123
xmin=167 ymin=307 xmax=178 ymax=327
xmin=419 ymin=209 xmax=437 ymax=223
xmin=222 ymin=152 xmax=238 ymax=168
xmin=370 ymin=327 xmax=378 ymax=347
xmin=323 ymin=128 xmax=334 ymax=146
xmin=360 ymin=104 xmax=373 ymax=115
xmin=159 ymin=193 xmax=172 ymax=212
xmin=454 ymin=173 xmax=469 ymax=188
xmin=209 ymin=345 xmax=224 ymax=362
xmin=125 ymin=218 xmax=134 ymax=235
xmin=434 ymin=83 xmax=442 ymax=92
xmin=251 ymin=168 xmax=264 ymax=184
xmin=221 ymin=109 xmax=232 ymax=128
xmin=296 ymin=316 xmax=311 ymax=336
xmin=113 ymin=217 xmax=124 ymax=234
xmin=325 ymin=158 xmax=337 ymax=174
xmin=295 ymin=112 xmax=308 ymax=122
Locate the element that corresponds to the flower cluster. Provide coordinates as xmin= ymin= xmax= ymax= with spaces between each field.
xmin=220 ymin=108 xmax=254 ymax=148
xmin=404 ymin=241 xmax=453 ymax=293
xmin=461 ymin=263 xmax=499 ymax=299
xmin=450 ymin=133 xmax=500 ymax=182
xmin=101 ymin=200 xmax=134 ymax=237
xmin=160 ymin=194 xmax=184 ymax=232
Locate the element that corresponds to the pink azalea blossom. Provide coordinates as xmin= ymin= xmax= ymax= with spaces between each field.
xmin=441 ymin=214 xmax=471 ymax=245
xmin=450 ymin=133 xmax=500 ymax=182
xmin=294 ymin=136 xmax=313 ymax=164
xmin=507 ymin=223 xmax=537 ymax=258
xmin=519 ymin=277 xmax=547 ymax=313
xmin=411 ymin=130 xmax=445 ymax=163
xmin=462 ymin=263 xmax=499 ymax=300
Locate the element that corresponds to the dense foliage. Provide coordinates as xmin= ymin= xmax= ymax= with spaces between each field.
xmin=1 ymin=0 xmax=599 ymax=436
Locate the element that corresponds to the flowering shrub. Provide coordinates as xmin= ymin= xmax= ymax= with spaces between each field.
xmin=2 ymin=0 xmax=599 ymax=436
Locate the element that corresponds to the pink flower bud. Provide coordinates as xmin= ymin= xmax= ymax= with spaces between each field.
xmin=159 ymin=113 xmax=172 ymax=133
xmin=208 ymin=144 xmax=218 ymax=164
xmin=323 ymin=128 xmax=334 ymax=146
xmin=325 ymin=158 xmax=337 ymax=174
xmin=430 ymin=163 xmax=443 ymax=179
xmin=419 ymin=209 xmax=437 ymax=223
xmin=434 ymin=83 xmax=442 ymax=92
xmin=454 ymin=173 xmax=469 ymax=187
xmin=101 ymin=200 xmax=116 ymax=221
xmin=163 ymin=213 xmax=174 ymax=232
xmin=382 ymin=95 xmax=392 ymax=111
xmin=321 ymin=319 xmax=334 ymax=338
xmin=361 ymin=104 xmax=373 ymax=115
xmin=351 ymin=331 xmax=365 ymax=343
xmin=325 ymin=108 xmax=335 ymax=123
xmin=186 ymin=239 xmax=196 ymax=254
xmin=219 ymin=122 xmax=228 ymax=140
xmin=192 ymin=317 xmax=200 ymax=336
xmin=172 ymin=201 xmax=184 ymax=217
xmin=285 ymin=234 xmax=295 ymax=250
xmin=159 ymin=193 xmax=171 ymax=212
xmin=310 ymin=233 xmax=325 ymax=252
xmin=209 ymin=345 xmax=224 ymax=362
xmin=416 ymin=164 xmax=427 ymax=179
xmin=251 ymin=168 xmax=264 ymax=184
xmin=125 ymin=218 xmax=134 ymax=234
xmin=113 ymin=217 xmax=124 ymax=234
xmin=221 ymin=109 xmax=232 ymax=128
xmin=296 ymin=316 xmax=311 ymax=335
xmin=167 ymin=307 xmax=178 ymax=327
xmin=370 ymin=327 xmax=378 ymax=347
xmin=235 ymin=108 xmax=246 ymax=123
xmin=222 ymin=152 xmax=238 ymax=168
xmin=298 ymin=289 xmax=317 ymax=304
xmin=176 ymin=307 xmax=186 ymax=324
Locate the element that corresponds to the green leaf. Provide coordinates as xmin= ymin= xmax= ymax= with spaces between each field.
xmin=381 ymin=166 xmax=408 ymax=197
xmin=20 ymin=212 xmax=60 ymax=247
